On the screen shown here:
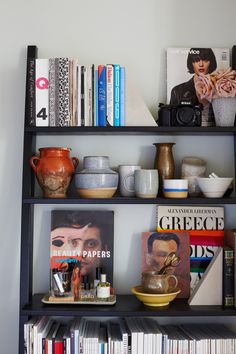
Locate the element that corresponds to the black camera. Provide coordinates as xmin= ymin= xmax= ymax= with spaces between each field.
xmin=158 ymin=101 xmax=202 ymax=127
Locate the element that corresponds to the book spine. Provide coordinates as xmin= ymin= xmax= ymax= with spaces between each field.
xmin=86 ymin=65 xmax=93 ymax=126
xmin=119 ymin=67 xmax=126 ymax=126
xmin=106 ymin=64 xmax=114 ymax=126
xmin=83 ymin=66 xmax=89 ymax=126
xmin=94 ymin=69 xmax=98 ymax=126
xmin=58 ymin=58 xmax=70 ymax=127
xmin=98 ymin=65 xmax=107 ymax=126
xmin=35 ymin=59 xmax=49 ymax=126
xmin=49 ymin=58 xmax=56 ymax=126
xmin=25 ymin=45 xmax=37 ymax=126
xmin=81 ymin=66 xmax=85 ymax=126
xmin=113 ymin=64 xmax=120 ymax=126
xmin=91 ymin=64 xmax=95 ymax=126
xmin=223 ymin=246 xmax=234 ymax=307
xmin=54 ymin=341 xmax=64 ymax=354
xmin=76 ymin=64 xmax=81 ymax=126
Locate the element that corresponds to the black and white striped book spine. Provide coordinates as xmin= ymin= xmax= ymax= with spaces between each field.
xmin=49 ymin=58 xmax=56 ymax=126
xmin=58 ymin=58 xmax=70 ymax=127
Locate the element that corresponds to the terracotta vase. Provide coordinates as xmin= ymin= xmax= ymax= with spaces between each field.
xmin=29 ymin=147 xmax=79 ymax=198
xmin=153 ymin=142 xmax=175 ymax=195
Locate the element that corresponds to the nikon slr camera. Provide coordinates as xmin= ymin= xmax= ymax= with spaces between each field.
xmin=158 ymin=102 xmax=202 ymax=127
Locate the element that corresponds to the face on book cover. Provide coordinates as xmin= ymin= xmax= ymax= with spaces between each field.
xmin=192 ymin=60 xmax=210 ymax=75
xmin=147 ymin=238 xmax=178 ymax=271
xmin=51 ymin=224 xmax=103 ymax=276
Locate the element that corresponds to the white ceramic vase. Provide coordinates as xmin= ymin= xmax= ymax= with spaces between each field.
xmin=212 ymin=97 xmax=236 ymax=127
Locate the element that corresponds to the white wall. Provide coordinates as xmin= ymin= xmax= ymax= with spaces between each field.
xmin=1 ymin=0 xmax=236 ymax=352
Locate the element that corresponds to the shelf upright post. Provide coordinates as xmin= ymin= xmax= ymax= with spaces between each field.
xmin=19 ymin=45 xmax=37 ymax=354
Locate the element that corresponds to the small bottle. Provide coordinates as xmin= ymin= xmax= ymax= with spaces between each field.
xmin=97 ymin=273 xmax=110 ymax=299
xmin=94 ymin=267 xmax=103 ymax=289
xmin=79 ymin=275 xmax=95 ymax=300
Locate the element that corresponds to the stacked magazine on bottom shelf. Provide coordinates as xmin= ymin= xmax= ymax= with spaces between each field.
xmin=24 ymin=316 xmax=236 ymax=354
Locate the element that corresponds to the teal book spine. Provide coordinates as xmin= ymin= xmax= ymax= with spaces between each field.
xmin=114 ymin=64 xmax=120 ymax=126
xmin=119 ymin=67 xmax=126 ymax=126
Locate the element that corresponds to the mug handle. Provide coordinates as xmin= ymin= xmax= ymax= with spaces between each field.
xmin=166 ymin=274 xmax=178 ymax=292
xmin=123 ymin=173 xmax=135 ymax=193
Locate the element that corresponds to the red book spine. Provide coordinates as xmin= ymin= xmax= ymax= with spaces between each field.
xmin=54 ymin=340 xmax=64 ymax=354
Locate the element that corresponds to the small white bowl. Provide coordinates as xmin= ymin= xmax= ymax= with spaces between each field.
xmin=196 ymin=177 xmax=233 ymax=198
xmin=163 ymin=179 xmax=188 ymax=198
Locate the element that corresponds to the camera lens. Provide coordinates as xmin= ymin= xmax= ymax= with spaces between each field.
xmin=176 ymin=107 xmax=195 ymax=125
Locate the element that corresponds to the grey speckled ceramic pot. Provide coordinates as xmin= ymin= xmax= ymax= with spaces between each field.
xmin=75 ymin=156 xmax=118 ymax=198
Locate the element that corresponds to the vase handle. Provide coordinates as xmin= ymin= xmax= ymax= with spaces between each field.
xmin=72 ymin=157 xmax=79 ymax=170
xmin=29 ymin=156 xmax=40 ymax=173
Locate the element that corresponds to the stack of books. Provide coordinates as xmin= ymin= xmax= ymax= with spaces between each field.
xmin=26 ymin=54 xmax=126 ymax=127
xmin=24 ymin=316 xmax=236 ymax=354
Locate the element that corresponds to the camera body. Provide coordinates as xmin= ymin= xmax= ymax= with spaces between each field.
xmin=158 ymin=101 xmax=202 ymax=127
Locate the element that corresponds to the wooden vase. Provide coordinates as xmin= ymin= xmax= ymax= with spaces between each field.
xmin=29 ymin=147 xmax=79 ymax=198
xmin=153 ymin=142 xmax=175 ymax=195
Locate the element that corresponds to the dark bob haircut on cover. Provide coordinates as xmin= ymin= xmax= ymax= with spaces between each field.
xmin=187 ymin=48 xmax=217 ymax=74
xmin=147 ymin=232 xmax=180 ymax=254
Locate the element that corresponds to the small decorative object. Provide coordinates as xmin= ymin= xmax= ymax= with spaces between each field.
xmin=163 ymin=179 xmax=188 ymax=198
xmin=196 ymin=175 xmax=233 ymax=198
xmin=118 ymin=165 xmax=141 ymax=197
xmin=72 ymin=261 xmax=82 ymax=300
xmin=51 ymin=269 xmax=72 ymax=297
xmin=212 ymin=97 xmax=236 ymax=126
xmin=181 ymin=156 xmax=206 ymax=197
xmin=195 ymin=67 xmax=236 ymax=126
xmin=142 ymin=271 xmax=178 ymax=294
xmin=96 ymin=273 xmax=111 ymax=299
xmin=134 ymin=169 xmax=159 ymax=198
xmin=131 ymin=285 xmax=181 ymax=307
xmin=75 ymin=156 xmax=118 ymax=198
xmin=153 ymin=142 xmax=175 ymax=195
xmin=158 ymin=252 xmax=181 ymax=274
xmin=29 ymin=147 xmax=79 ymax=198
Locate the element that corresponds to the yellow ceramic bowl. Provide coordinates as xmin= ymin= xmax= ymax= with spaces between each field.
xmin=131 ymin=285 xmax=181 ymax=307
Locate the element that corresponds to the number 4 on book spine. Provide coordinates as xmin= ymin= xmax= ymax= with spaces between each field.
xmin=35 ymin=59 xmax=49 ymax=126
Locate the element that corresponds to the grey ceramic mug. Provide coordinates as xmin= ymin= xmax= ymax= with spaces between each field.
xmin=134 ymin=169 xmax=159 ymax=198
xmin=118 ymin=165 xmax=141 ymax=197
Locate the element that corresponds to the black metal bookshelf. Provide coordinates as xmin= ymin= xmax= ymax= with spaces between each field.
xmin=25 ymin=125 xmax=236 ymax=135
xmin=19 ymin=45 xmax=236 ymax=354
xmin=22 ymin=196 xmax=236 ymax=205
xmin=21 ymin=294 xmax=236 ymax=317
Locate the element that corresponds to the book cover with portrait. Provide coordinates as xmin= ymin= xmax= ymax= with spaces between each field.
xmin=166 ymin=47 xmax=230 ymax=126
xmin=50 ymin=210 xmax=114 ymax=287
xmin=141 ymin=231 xmax=190 ymax=298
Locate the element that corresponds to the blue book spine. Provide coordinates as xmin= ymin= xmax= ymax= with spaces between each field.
xmin=114 ymin=64 xmax=120 ymax=126
xmin=95 ymin=69 xmax=99 ymax=126
xmin=98 ymin=65 xmax=107 ymax=126
xmin=119 ymin=67 xmax=126 ymax=126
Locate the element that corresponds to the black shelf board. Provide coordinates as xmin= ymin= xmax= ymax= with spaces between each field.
xmin=22 ymin=196 xmax=236 ymax=205
xmin=24 ymin=126 xmax=236 ymax=136
xmin=21 ymin=294 xmax=236 ymax=317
